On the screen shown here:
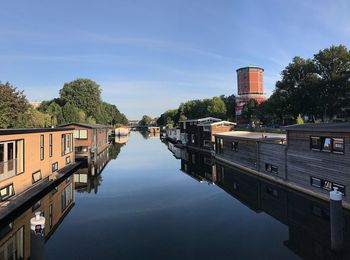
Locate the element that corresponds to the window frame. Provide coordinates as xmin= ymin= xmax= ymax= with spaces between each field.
xmin=231 ymin=141 xmax=239 ymax=152
xmin=52 ymin=162 xmax=58 ymax=173
xmin=49 ymin=134 xmax=53 ymax=157
xmin=0 ymin=183 xmax=15 ymax=201
xmin=40 ymin=135 xmax=44 ymax=160
xmin=32 ymin=170 xmax=42 ymax=184
xmin=310 ymin=136 xmax=345 ymax=154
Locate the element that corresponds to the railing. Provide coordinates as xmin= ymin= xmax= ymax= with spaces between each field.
xmin=0 ymin=159 xmax=17 ymax=181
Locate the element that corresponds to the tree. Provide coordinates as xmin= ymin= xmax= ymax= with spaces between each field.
xmin=60 ymin=78 xmax=102 ymax=117
xmin=61 ymin=103 xmax=81 ymax=124
xmin=0 ymin=82 xmax=30 ymax=128
xmin=157 ymin=109 xmax=177 ymax=127
xmin=139 ymin=115 xmax=152 ymax=126
xmin=207 ymin=96 xmax=227 ymax=119
xmin=16 ymin=107 xmax=52 ymax=128
xmin=220 ymin=95 xmax=236 ymax=121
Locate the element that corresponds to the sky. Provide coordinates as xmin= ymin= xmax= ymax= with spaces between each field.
xmin=0 ymin=0 xmax=349 ymax=119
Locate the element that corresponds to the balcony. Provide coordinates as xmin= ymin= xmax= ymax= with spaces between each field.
xmin=0 ymin=159 xmax=17 ymax=181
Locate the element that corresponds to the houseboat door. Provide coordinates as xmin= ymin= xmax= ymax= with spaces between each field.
xmin=0 ymin=141 xmax=16 ymax=179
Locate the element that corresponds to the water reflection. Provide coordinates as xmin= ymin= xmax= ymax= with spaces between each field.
xmin=74 ymin=140 xmax=126 ymax=194
xmin=0 ymin=175 xmax=74 ymax=259
xmin=174 ymin=146 xmax=350 ymax=259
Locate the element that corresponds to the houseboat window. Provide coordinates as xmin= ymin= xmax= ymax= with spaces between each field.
xmin=191 ymin=134 xmax=195 ymax=144
xmin=16 ymin=140 xmax=24 ymax=174
xmin=265 ymin=163 xmax=278 ymax=174
xmin=0 ymin=226 xmax=24 ymax=259
xmin=40 ymin=135 xmax=44 ymax=160
xmin=311 ymin=177 xmax=321 ymax=188
xmin=203 ymin=126 xmax=211 ymax=132
xmin=0 ymin=184 xmax=15 ymax=201
xmin=7 ymin=143 xmax=14 ymax=171
xmin=62 ymin=134 xmax=73 ymax=155
xmin=52 ymin=162 xmax=58 ymax=172
xmin=74 ymin=130 xmax=88 ymax=139
xmin=49 ymin=134 xmax=53 ymax=157
xmin=231 ymin=142 xmax=239 ymax=152
xmin=66 ymin=156 xmax=71 ymax=165
xmin=322 ymin=138 xmax=332 ymax=152
xmin=203 ymin=140 xmax=211 ymax=147
xmin=0 ymin=144 xmax=3 ymax=175
xmin=32 ymin=171 xmax=42 ymax=183
xmin=310 ymin=137 xmax=321 ymax=150
xmin=333 ymin=138 xmax=345 ymax=154
xmin=310 ymin=176 xmax=346 ymax=195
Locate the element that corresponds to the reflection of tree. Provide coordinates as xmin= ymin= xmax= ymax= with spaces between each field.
xmin=109 ymin=140 xmax=126 ymax=160
xmin=140 ymin=130 xmax=150 ymax=139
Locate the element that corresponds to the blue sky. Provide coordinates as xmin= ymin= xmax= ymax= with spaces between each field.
xmin=0 ymin=0 xmax=349 ymax=119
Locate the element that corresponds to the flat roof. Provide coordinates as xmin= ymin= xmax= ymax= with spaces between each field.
xmin=198 ymin=121 xmax=236 ymax=126
xmin=0 ymin=127 xmax=74 ymax=135
xmin=283 ymin=123 xmax=350 ymax=132
xmin=59 ymin=123 xmax=109 ymax=129
xmin=214 ymin=131 xmax=286 ymax=140
xmin=179 ymin=117 xmax=222 ymax=123
xmin=236 ymin=66 xmax=264 ymax=72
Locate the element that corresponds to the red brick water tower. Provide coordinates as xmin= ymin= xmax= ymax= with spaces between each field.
xmin=235 ymin=66 xmax=266 ymax=124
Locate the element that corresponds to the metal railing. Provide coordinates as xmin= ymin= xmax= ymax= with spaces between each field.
xmin=0 ymin=159 xmax=17 ymax=181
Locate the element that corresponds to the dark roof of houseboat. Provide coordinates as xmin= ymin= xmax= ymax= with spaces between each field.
xmin=59 ymin=123 xmax=109 ymax=129
xmin=214 ymin=131 xmax=286 ymax=140
xmin=179 ymin=117 xmax=222 ymax=123
xmin=0 ymin=127 xmax=74 ymax=135
xmin=198 ymin=121 xmax=236 ymax=126
xmin=283 ymin=123 xmax=350 ymax=132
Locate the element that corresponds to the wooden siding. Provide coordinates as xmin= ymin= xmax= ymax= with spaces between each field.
xmin=286 ymin=131 xmax=350 ymax=203
xmin=258 ymin=142 xmax=287 ymax=180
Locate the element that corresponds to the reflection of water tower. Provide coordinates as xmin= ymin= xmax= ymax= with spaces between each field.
xmin=235 ymin=66 xmax=266 ymax=124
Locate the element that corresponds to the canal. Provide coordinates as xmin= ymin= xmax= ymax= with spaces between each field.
xmin=3 ymin=131 xmax=350 ymax=259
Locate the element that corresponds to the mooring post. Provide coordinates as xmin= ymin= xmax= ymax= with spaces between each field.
xmin=30 ymin=211 xmax=46 ymax=260
xmin=330 ymin=187 xmax=344 ymax=251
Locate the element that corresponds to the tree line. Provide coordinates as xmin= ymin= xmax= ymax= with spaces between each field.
xmin=0 ymin=78 xmax=128 ymax=128
xmin=157 ymin=95 xmax=236 ymax=127
xmin=243 ymin=45 xmax=350 ymax=126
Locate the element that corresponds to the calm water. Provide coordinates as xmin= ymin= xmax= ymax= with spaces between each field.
xmin=3 ymin=132 xmax=350 ymax=259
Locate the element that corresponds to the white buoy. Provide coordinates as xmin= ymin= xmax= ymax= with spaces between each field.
xmin=330 ymin=187 xmax=344 ymax=251
xmin=30 ymin=211 xmax=46 ymax=260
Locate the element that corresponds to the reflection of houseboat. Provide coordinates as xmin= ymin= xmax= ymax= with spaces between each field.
xmin=60 ymin=123 xmax=109 ymax=163
xmin=214 ymin=123 xmax=350 ymax=205
xmin=148 ymin=127 xmax=160 ymax=135
xmin=0 ymin=175 xmax=74 ymax=259
xmin=166 ymin=128 xmax=181 ymax=143
xmin=74 ymin=147 xmax=109 ymax=194
xmin=0 ymin=128 xmax=77 ymax=207
xmin=115 ymin=135 xmax=129 ymax=144
xmin=114 ymin=126 xmax=129 ymax=136
xmin=215 ymin=162 xmax=350 ymax=259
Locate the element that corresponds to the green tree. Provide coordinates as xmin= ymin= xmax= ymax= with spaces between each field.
xmin=61 ymin=103 xmax=81 ymax=124
xmin=60 ymin=78 xmax=102 ymax=116
xmin=208 ymin=96 xmax=227 ymax=119
xmin=139 ymin=115 xmax=152 ymax=126
xmin=220 ymin=95 xmax=236 ymax=121
xmin=0 ymin=82 xmax=29 ymax=128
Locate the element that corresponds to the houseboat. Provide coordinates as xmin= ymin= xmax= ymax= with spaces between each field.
xmin=214 ymin=123 xmax=350 ymax=206
xmin=148 ymin=126 xmax=160 ymax=135
xmin=179 ymin=117 xmax=235 ymax=151
xmin=60 ymin=123 xmax=109 ymax=162
xmin=166 ymin=127 xmax=181 ymax=143
xmin=0 ymin=128 xmax=77 ymax=206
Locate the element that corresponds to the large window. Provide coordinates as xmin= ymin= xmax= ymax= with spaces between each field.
xmin=310 ymin=176 xmax=346 ymax=195
xmin=62 ymin=134 xmax=73 ymax=155
xmin=310 ymin=136 xmax=345 ymax=154
xmin=265 ymin=163 xmax=278 ymax=174
xmin=49 ymin=134 xmax=53 ymax=157
xmin=40 ymin=135 xmax=44 ymax=160
xmin=0 ymin=140 xmax=24 ymax=178
xmin=73 ymin=129 xmax=88 ymax=139
xmin=0 ymin=226 xmax=24 ymax=259
xmin=0 ymin=184 xmax=15 ymax=201
xmin=216 ymin=138 xmax=224 ymax=154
